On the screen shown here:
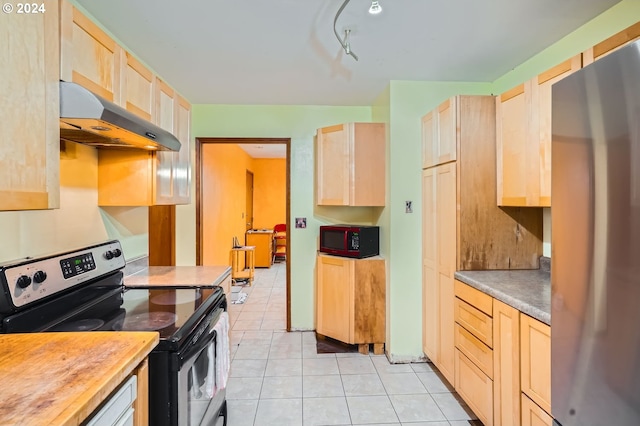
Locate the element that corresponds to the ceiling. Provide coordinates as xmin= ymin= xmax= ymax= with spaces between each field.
xmin=75 ymin=0 xmax=621 ymax=108
xmin=238 ymin=143 xmax=286 ymax=159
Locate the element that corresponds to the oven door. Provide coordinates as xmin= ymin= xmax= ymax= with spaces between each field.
xmin=177 ymin=306 xmax=226 ymax=426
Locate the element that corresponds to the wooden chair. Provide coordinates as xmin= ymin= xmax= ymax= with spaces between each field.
xmin=272 ymin=223 xmax=286 ymax=262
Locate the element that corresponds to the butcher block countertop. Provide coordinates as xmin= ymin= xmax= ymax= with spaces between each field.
xmin=0 ymin=331 xmax=158 ymax=426
xmin=125 ymin=266 xmax=231 ymax=287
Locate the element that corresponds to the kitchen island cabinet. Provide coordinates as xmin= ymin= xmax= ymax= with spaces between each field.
xmin=316 ymin=253 xmax=385 ymax=354
xmin=0 ymin=3 xmax=59 ymax=211
xmin=316 ymin=122 xmax=385 ymax=206
xmin=0 ymin=331 xmax=158 ymax=426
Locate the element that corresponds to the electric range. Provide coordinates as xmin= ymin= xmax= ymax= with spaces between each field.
xmin=0 ymin=240 xmax=228 ymax=426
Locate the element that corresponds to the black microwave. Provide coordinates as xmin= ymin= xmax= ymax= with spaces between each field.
xmin=319 ymin=225 xmax=379 ymax=258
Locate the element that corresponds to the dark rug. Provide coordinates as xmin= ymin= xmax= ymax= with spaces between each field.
xmin=315 ymin=334 xmax=359 ymax=354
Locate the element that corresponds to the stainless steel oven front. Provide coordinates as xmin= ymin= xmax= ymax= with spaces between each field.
xmin=176 ymin=306 xmax=226 ymax=426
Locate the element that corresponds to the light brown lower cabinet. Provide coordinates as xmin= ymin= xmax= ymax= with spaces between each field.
xmin=453 ymin=281 xmax=553 ymax=426
xmin=454 ymin=281 xmax=494 ymax=426
xmin=454 ymin=349 xmax=494 ymax=425
xmin=134 ymin=358 xmax=149 ymax=426
xmin=316 ymin=254 xmax=385 ymax=353
xmin=492 ymin=300 xmax=521 ymax=426
xmin=520 ymin=313 xmax=551 ymax=414
xmin=521 ymin=393 xmax=554 ymax=426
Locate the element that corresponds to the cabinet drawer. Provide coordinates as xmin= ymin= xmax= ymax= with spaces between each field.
xmin=521 ymin=393 xmax=553 ymax=426
xmin=455 ymin=324 xmax=493 ymax=378
xmin=455 ymin=280 xmax=492 ymax=316
xmin=455 ymin=297 xmax=493 ymax=347
xmin=455 ymin=349 xmax=494 ymax=426
xmin=86 ymin=375 xmax=137 ymax=426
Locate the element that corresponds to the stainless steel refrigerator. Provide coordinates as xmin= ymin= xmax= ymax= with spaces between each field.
xmin=552 ymin=40 xmax=640 ymax=425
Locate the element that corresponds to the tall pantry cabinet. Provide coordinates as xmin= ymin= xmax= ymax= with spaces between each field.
xmin=421 ymin=95 xmax=542 ymax=387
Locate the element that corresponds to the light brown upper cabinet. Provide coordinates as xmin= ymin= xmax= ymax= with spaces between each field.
xmin=122 ymin=52 xmax=154 ymax=121
xmin=436 ymin=98 xmax=457 ymax=165
xmin=60 ymin=0 xmax=122 ymax=103
xmin=172 ymin=95 xmax=192 ymax=204
xmin=97 ymin=93 xmax=191 ymax=206
xmin=154 ymin=78 xmax=177 ymax=205
xmin=421 ymin=97 xmax=457 ymax=169
xmin=583 ymin=21 xmax=640 ymax=65
xmin=316 ymin=123 xmax=385 ymax=206
xmin=0 ymin=5 xmax=60 ymax=211
xmin=421 ymin=111 xmax=436 ymax=169
xmin=61 ymin=0 xmax=192 ymax=206
xmin=496 ymin=55 xmax=581 ymax=207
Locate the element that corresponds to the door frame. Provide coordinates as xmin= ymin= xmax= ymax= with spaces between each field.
xmin=195 ymin=137 xmax=291 ymax=330
xmin=245 ymin=170 xmax=254 ymax=232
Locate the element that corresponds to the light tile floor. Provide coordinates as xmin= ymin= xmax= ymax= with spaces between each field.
xmin=226 ymin=262 xmax=480 ymax=426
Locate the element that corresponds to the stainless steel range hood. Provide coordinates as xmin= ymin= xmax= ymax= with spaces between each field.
xmin=59 ymin=81 xmax=181 ymax=152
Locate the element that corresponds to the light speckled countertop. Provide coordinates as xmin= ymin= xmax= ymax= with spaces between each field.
xmin=454 ymin=269 xmax=550 ymax=325
xmin=124 ymin=266 xmax=231 ymax=287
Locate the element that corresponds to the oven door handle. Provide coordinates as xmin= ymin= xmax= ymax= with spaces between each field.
xmin=178 ymin=307 xmax=224 ymax=365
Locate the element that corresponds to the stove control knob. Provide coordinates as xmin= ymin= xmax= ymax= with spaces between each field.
xmin=104 ymin=250 xmax=114 ymax=260
xmin=112 ymin=248 xmax=122 ymax=258
xmin=16 ymin=275 xmax=32 ymax=289
xmin=33 ymin=271 xmax=47 ymax=284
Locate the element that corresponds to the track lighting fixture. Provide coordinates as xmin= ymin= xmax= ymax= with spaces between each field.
xmin=333 ymin=0 xmax=383 ymax=61
xmin=333 ymin=0 xmax=358 ymax=61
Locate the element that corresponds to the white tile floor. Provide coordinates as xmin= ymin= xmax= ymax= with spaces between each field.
xmin=225 ymin=262 xmax=480 ymax=426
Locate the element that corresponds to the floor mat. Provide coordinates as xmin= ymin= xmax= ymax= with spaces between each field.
xmin=315 ymin=334 xmax=358 ymax=354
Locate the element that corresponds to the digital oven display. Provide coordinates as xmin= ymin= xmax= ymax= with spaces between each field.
xmin=60 ymin=253 xmax=96 ymax=279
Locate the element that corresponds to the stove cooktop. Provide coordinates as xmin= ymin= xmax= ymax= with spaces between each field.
xmin=46 ymin=286 xmax=224 ymax=341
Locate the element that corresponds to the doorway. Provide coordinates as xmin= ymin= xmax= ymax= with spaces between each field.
xmin=195 ymin=137 xmax=291 ymax=330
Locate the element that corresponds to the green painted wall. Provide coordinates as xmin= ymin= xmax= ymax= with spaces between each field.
xmin=184 ymin=105 xmax=372 ymax=329
xmin=385 ymin=81 xmax=493 ymax=361
xmin=492 ymin=0 xmax=640 ymax=94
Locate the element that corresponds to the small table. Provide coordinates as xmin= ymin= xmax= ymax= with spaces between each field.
xmin=230 ymin=246 xmax=255 ymax=285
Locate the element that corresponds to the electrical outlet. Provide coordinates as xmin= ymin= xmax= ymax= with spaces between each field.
xmin=405 ymin=201 xmax=413 ymax=213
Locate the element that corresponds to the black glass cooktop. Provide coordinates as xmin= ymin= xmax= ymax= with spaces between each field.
xmin=1 ymin=270 xmax=225 ymax=351
xmin=48 ymin=286 xmax=224 ymax=341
